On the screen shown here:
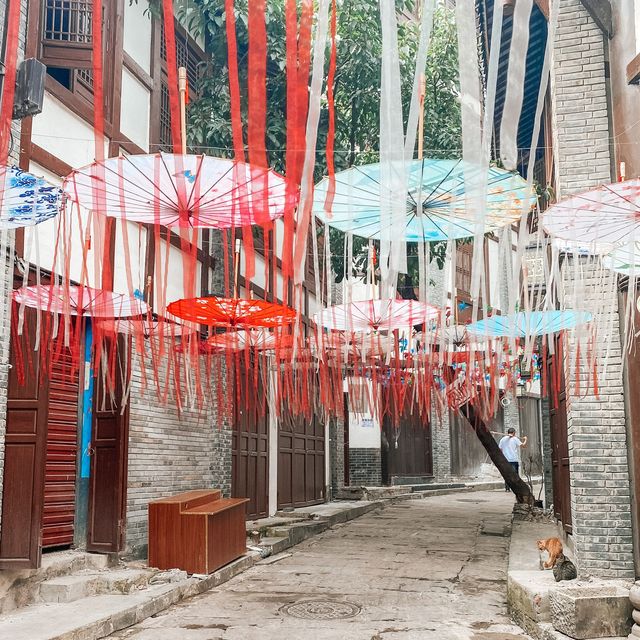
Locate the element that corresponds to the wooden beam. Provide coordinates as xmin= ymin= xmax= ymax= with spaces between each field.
xmin=580 ymin=0 xmax=613 ymax=38
xmin=627 ymin=53 xmax=640 ymax=85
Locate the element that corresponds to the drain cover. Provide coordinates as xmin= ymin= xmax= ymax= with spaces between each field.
xmin=280 ymin=599 xmax=361 ymax=620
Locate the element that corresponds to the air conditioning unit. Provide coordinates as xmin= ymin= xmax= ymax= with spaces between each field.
xmin=12 ymin=58 xmax=46 ymax=120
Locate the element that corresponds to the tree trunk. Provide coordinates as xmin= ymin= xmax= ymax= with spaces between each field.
xmin=460 ymin=402 xmax=534 ymax=505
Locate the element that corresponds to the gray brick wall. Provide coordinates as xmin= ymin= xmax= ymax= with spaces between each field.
xmin=329 ymin=415 xmax=345 ymax=496
xmin=349 ymin=448 xmax=381 ymax=486
xmin=540 ymin=396 xmax=554 ymax=509
xmin=431 ymin=409 xmax=451 ymax=482
xmin=551 ymin=0 xmax=634 ymax=579
xmin=125 ymin=345 xmax=232 ymax=557
xmin=551 ymin=0 xmax=612 ymax=200
xmin=560 ymin=261 xmax=633 ymax=578
xmin=0 ymin=0 xmax=27 ymax=537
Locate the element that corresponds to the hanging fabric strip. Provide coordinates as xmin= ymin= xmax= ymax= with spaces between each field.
xmin=324 ymin=0 xmax=338 ymax=213
xmin=499 ymin=0 xmax=534 ymax=171
xmin=404 ymin=0 xmax=435 ymax=160
xmin=293 ymin=0 xmax=330 ymax=285
xmin=379 ymin=0 xmax=407 ymax=296
xmin=455 ymin=0 xmax=484 ymax=305
xmin=225 ymin=0 xmax=245 ymax=160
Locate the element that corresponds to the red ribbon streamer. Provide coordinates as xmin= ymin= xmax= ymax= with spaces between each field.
xmin=324 ymin=0 xmax=337 ymax=213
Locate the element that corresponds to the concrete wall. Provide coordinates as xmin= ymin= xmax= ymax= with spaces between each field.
xmin=0 ymin=0 xmax=27 ymax=536
xmin=125 ymin=345 xmax=231 ymax=556
xmin=550 ymin=0 xmax=635 ymax=579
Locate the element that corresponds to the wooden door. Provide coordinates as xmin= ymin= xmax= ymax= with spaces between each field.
xmin=42 ymin=345 xmax=79 ymax=549
xmin=343 ymin=394 xmax=350 ymax=486
xmin=232 ymin=365 xmax=268 ymax=519
xmin=278 ymin=409 xmax=325 ymax=509
xmin=382 ymin=395 xmax=433 ymax=482
xmin=87 ymin=340 xmax=129 ymax=552
xmin=549 ymin=338 xmax=572 ymax=533
xmin=0 ymin=308 xmax=48 ymax=569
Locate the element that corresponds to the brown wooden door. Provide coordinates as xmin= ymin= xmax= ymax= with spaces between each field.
xmin=382 ymin=396 xmax=433 ymax=483
xmin=549 ymin=338 xmax=572 ymax=533
xmin=87 ymin=340 xmax=129 ymax=553
xmin=0 ymin=308 xmax=48 ymax=569
xmin=232 ymin=365 xmax=268 ymax=519
xmin=42 ymin=346 xmax=79 ymax=549
xmin=278 ymin=409 xmax=325 ymax=509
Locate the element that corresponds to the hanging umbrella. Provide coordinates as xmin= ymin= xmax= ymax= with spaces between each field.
xmin=0 ymin=166 xmax=62 ymax=229
xmin=95 ymin=317 xmax=192 ymax=338
xmin=63 ymin=153 xmax=296 ymax=228
xmin=167 ymin=296 xmax=297 ymax=329
xmin=314 ymin=299 xmax=439 ymax=332
xmin=13 ymin=285 xmax=149 ymax=317
xmin=206 ymin=329 xmax=294 ymax=351
xmin=542 ymin=179 xmax=640 ymax=245
xmin=465 ymin=310 xmax=593 ymax=338
xmin=313 ymin=159 xmax=534 ymax=241
xmin=602 ymin=241 xmax=640 ymax=276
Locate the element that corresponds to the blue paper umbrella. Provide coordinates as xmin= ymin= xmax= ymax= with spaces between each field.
xmin=313 ymin=159 xmax=535 ymax=241
xmin=466 ymin=310 xmax=593 ymax=338
xmin=0 ymin=166 xmax=62 ymax=229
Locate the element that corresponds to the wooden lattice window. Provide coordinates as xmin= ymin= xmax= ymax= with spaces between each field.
xmin=41 ymin=0 xmax=93 ymax=69
xmin=455 ymin=243 xmax=473 ymax=296
xmin=159 ymin=82 xmax=172 ymax=151
xmin=156 ymin=22 xmax=205 ymax=151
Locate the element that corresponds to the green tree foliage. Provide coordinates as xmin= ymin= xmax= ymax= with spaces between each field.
xmin=147 ymin=0 xmax=462 ymax=284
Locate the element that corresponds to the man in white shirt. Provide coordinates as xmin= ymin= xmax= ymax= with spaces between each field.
xmin=499 ymin=428 xmax=527 ymax=491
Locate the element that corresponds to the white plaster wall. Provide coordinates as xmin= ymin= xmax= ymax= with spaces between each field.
xmin=157 ymin=244 xmax=201 ymax=311
xmin=120 ymin=69 xmax=150 ymax=151
xmin=346 ymin=378 xmax=381 ymax=449
xmin=32 ymin=94 xmax=108 ymax=169
xmin=112 ymin=221 xmax=147 ymax=295
xmin=123 ymin=0 xmax=152 ymax=73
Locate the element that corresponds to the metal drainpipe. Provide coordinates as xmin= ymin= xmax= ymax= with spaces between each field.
xmin=601 ymin=33 xmax=617 ymax=182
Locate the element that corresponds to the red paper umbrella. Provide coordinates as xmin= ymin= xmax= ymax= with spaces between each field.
xmin=13 ymin=285 xmax=148 ymax=318
xmin=314 ymin=299 xmax=439 ymax=332
xmin=167 ymin=297 xmax=297 ymax=329
xmin=206 ymin=330 xmax=294 ymax=351
xmin=63 ymin=153 xmax=297 ymax=228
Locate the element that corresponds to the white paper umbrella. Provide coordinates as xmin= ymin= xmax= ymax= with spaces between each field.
xmin=602 ymin=241 xmax=640 ymax=275
xmin=13 ymin=285 xmax=148 ymax=318
xmin=95 ymin=317 xmax=192 ymax=337
xmin=314 ymin=299 xmax=439 ymax=333
xmin=63 ymin=153 xmax=296 ymax=228
xmin=543 ymin=179 xmax=640 ymax=245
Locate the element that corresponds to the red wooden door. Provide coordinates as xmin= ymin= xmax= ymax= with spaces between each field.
xmin=549 ymin=337 xmax=572 ymax=533
xmin=87 ymin=340 xmax=129 ymax=552
xmin=0 ymin=308 xmax=48 ymax=569
xmin=278 ymin=409 xmax=325 ymax=509
xmin=42 ymin=346 xmax=79 ymax=548
xmin=232 ymin=364 xmax=269 ymax=519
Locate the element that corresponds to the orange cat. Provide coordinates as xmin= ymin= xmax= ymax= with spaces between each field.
xmin=537 ymin=537 xmax=563 ymax=569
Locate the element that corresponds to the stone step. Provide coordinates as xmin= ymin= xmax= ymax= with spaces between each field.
xmin=0 ymin=551 xmax=113 ymax=615
xmin=40 ymin=569 xmax=155 ymax=604
xmin=0 ymin=583 xmax=181 ymax=640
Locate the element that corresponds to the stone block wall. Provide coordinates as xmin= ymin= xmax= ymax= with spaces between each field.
xmin=349 ymin=448 xmax=381 ymax=487
xmin=550 ymin=0 xmax=634 ymax=579
xmin=125 ymin=346 xmax=231 ymax=556
xmin=0 ymin=0 xmax=27 ymax=537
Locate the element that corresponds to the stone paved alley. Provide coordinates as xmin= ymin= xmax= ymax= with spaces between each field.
xmin=111 ymin=490 xmax=530 ymax=640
